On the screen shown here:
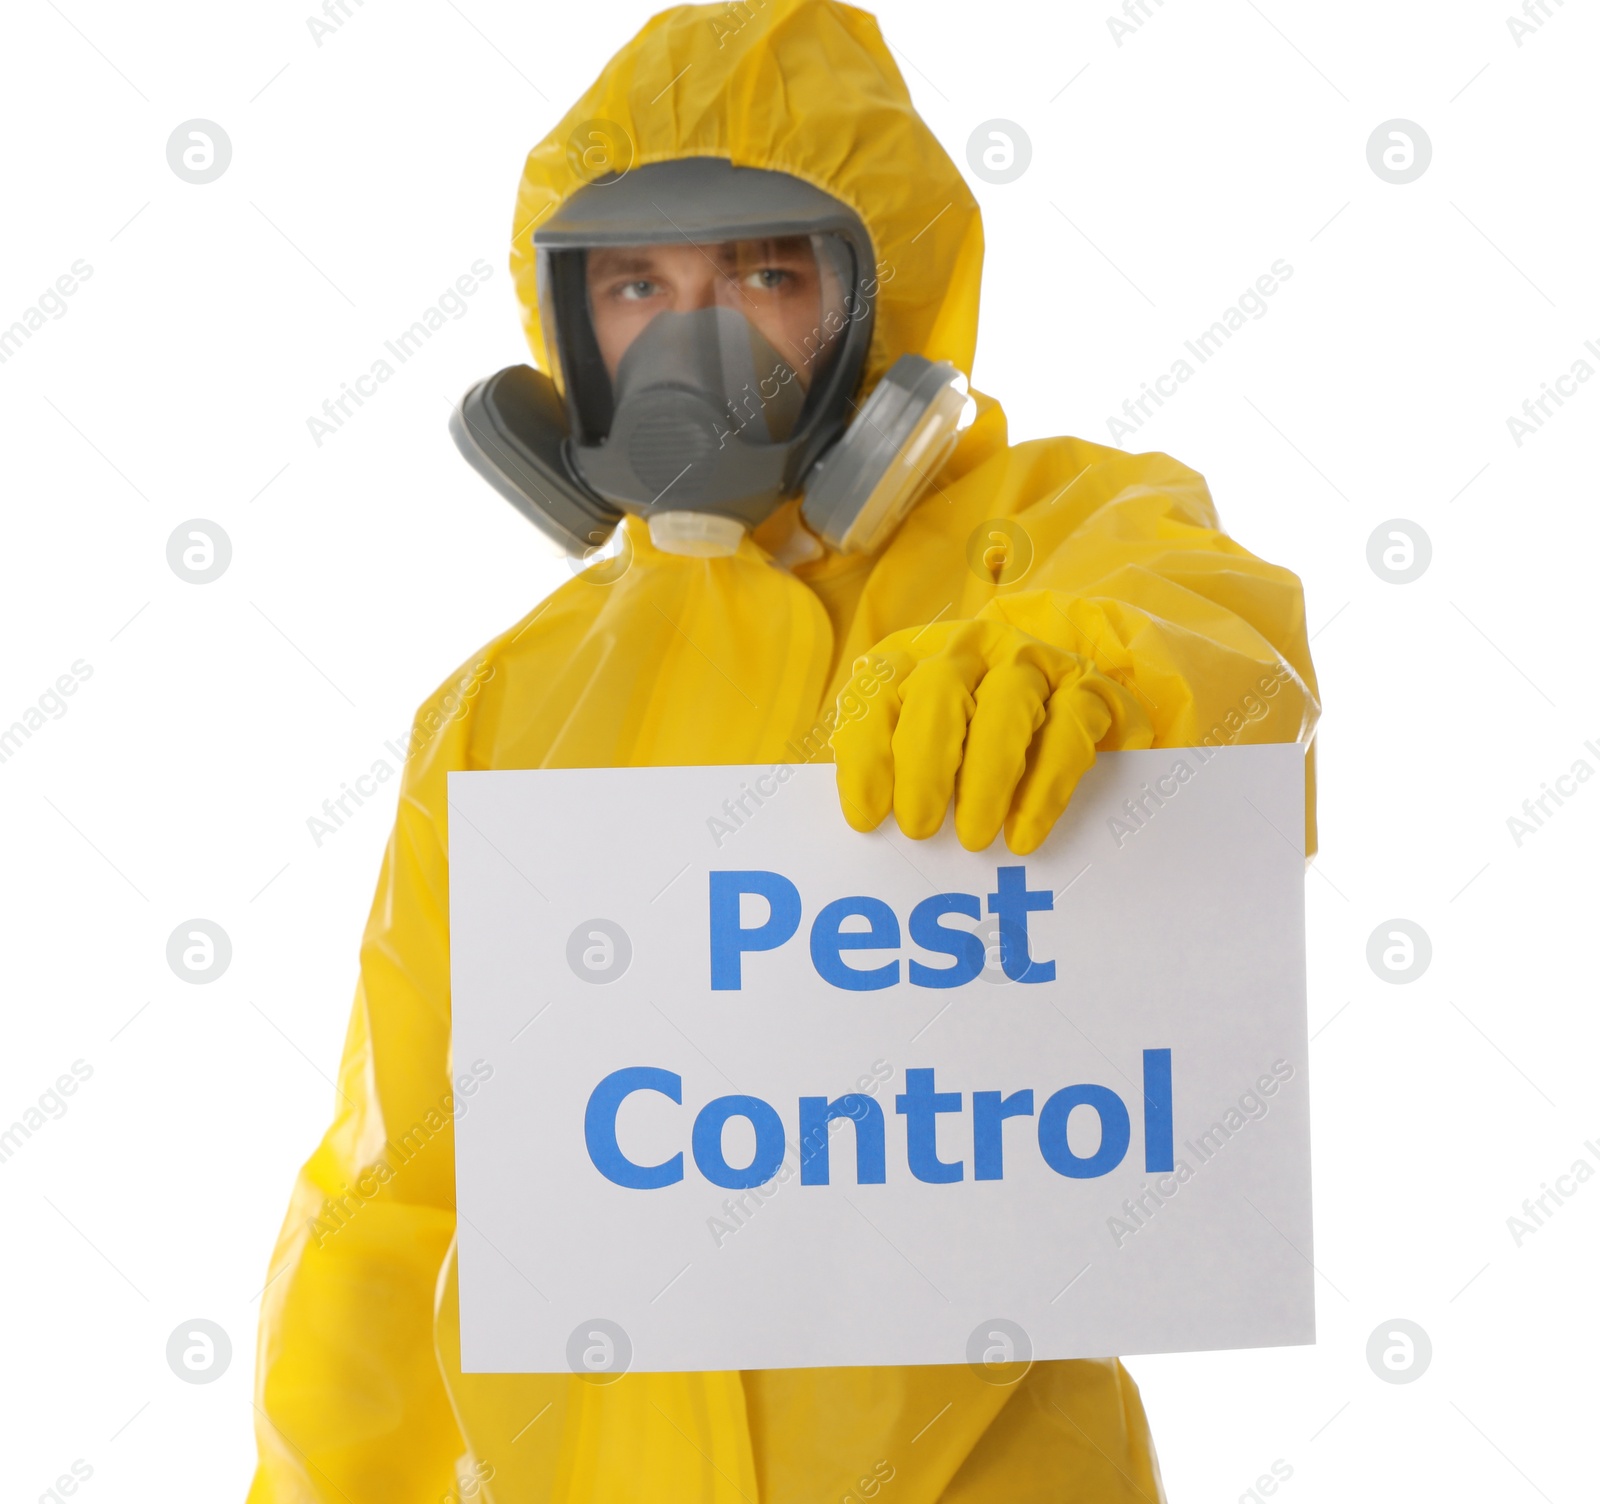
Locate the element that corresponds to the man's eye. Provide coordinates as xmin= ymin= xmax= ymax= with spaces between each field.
xmin=746 ymin=267 xmax=791 ymax=290
xmin=617 ymin=280 xmax=658 ymax=300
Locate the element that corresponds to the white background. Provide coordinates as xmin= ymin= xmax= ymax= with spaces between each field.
xmin=1 ymin=0 xmax=1595 ymax=1500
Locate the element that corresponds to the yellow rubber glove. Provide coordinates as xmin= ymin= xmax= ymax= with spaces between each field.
xmin=832 ymin=619 xmax=1153 ymax=854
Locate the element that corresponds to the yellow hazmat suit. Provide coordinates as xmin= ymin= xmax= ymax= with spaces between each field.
xmin=248 ymin=1 xmax=1320 ymax=1499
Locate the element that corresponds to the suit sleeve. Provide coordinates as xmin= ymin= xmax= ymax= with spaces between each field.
xmin=248 ymin=669 xmax=482 ymax=1502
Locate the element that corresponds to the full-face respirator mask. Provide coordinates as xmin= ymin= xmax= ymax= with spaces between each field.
xmin=451 ymin=158 xmax=974 ymax=559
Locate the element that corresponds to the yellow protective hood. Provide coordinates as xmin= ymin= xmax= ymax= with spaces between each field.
xmin=508 ymin=0 xmax=984 ymax=395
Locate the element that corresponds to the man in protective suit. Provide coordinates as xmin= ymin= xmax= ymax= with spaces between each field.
xmin=248 ymin=1 xmax=1320 ymax=1498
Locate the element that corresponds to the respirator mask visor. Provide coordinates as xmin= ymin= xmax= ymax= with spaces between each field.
xmin=542 ymin=230 xmax=859 ymax=520
xmin=451 ymin=160 xmax=973 ymax=559
xmin=534 ymin=160 xmax=875 ymax=531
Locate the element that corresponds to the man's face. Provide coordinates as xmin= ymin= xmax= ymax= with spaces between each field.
xmin=585 ymin=236 xmax=838 ymax=387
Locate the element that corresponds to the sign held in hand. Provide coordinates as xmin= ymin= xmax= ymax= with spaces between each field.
xmin=449 ymin=745 xmax=1312 ymax=1376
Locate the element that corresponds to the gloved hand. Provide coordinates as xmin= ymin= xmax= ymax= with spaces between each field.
xmin=831 ymin=619 xmax=1153 ymax=854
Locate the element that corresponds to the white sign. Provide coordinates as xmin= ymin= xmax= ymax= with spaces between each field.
xmin=448 ymin=745 xmax=1313 ymax=1375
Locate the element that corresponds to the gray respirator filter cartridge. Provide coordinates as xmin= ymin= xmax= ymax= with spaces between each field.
xmin=450 ymin=365 xmax=622 ymax=555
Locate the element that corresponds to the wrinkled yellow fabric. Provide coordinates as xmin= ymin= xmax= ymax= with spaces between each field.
xmin=248 ymin=1 xmax=1320 ymax=1499
xmin=825 ymin=406 xmax=1321 ymax=856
